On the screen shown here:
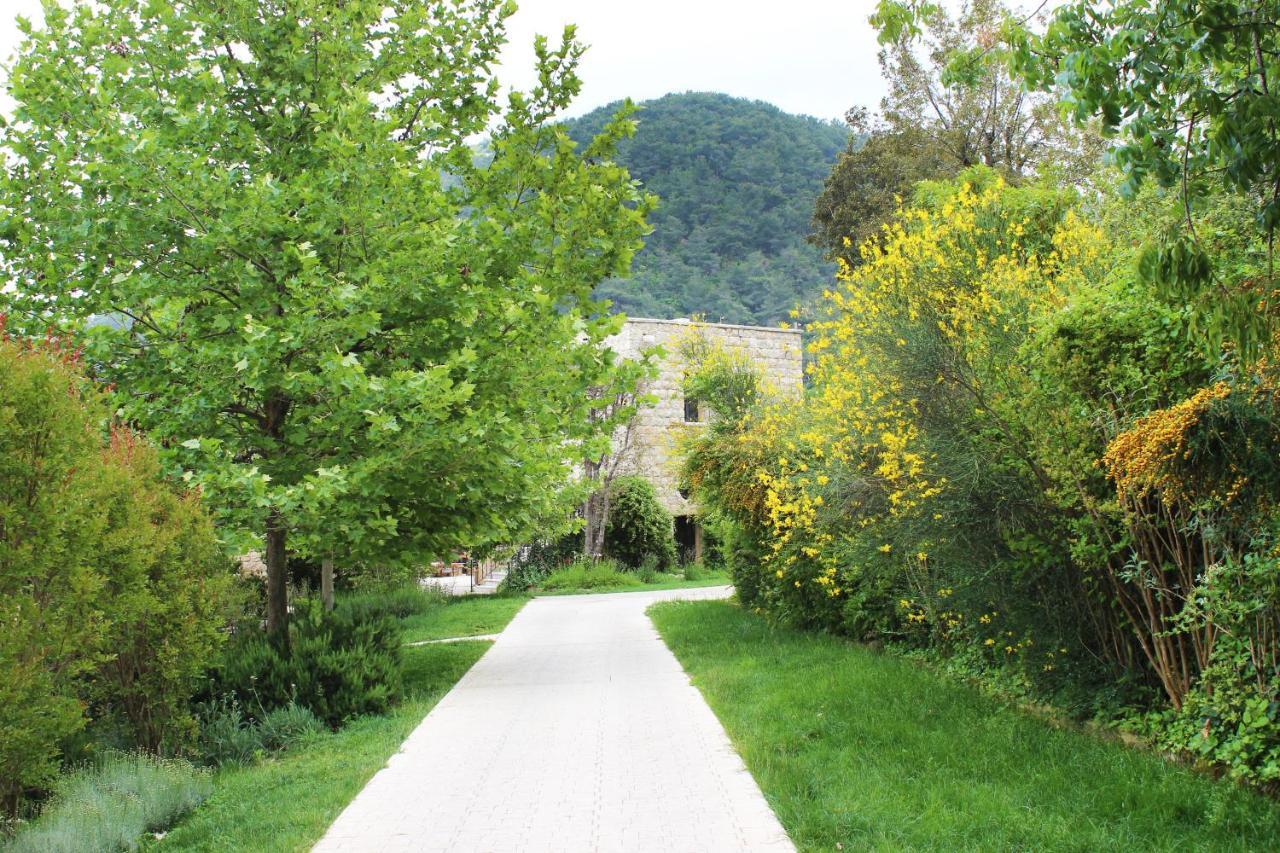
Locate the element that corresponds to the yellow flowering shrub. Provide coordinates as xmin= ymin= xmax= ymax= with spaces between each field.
xmin=683 ymin=168 xmax=1106 ymax=643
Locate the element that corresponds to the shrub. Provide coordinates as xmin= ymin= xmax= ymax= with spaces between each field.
xmin=207 ymin=599 xmax=402 ymax=728
xmin=604 ymin=477 xmax=676 ymax=569
xmin=637 ymin=555 xmax=659 ymax=584
xmin=4 ymin=752 xmax=211 ymax=853
xmin=337 ymin=584 xmax=443 ymax=622
xmin=501 ymin=535 xmax=579 ymax=592
xmin=256 ymin=703 xmax=324 ymax=753
xmin=0 ymin=333 xmax=232 ymax=815
xmin=195 ymin=697 xmax=264 ymax=768
xmin=540 ymin=559 xmax=644 ymax=591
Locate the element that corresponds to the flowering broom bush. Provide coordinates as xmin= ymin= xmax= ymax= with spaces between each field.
xmin=681 ymin=168 xmax=1280 ymax=786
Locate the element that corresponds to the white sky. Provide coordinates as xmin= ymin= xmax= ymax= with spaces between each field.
xmin=0 ymin=0 xmax=888 ymax=122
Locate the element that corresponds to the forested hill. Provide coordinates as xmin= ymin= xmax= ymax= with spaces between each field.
xmin=565 ymin=92 xmax=849 ymax=325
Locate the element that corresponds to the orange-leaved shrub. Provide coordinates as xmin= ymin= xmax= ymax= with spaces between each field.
xmin=0 ymin=327 xmax=233 ymax=815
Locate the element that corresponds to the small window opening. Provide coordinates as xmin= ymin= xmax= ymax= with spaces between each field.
xmin=684 ymin=396 xmax=700 ymax=423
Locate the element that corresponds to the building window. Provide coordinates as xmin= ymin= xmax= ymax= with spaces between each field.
xmin=683 ymin=396 xmax=700 ymax=423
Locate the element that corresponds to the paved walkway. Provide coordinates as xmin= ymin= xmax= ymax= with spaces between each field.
xmin=314 ymin=586 xmax=794 ymax=853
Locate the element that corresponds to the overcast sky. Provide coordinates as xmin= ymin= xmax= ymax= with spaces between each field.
xmin=0 ymin=0 xmax=888 ymax=122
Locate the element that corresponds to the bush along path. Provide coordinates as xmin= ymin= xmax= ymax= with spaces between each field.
xmin=650 ymin=600 xmax=1280 ymax=852
xmin=314 ymin=587 xmax=793 ymax=852
xmin=149 ymin=588 xmax=530 ymax=851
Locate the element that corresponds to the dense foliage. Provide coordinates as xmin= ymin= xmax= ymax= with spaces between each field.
xmin=683 ymin=169 xmax=1280 ymax=787
xmin=876 ymin=0 xmax=1280 ymax=358
xmin=567 ymin=92 xmax=848 ymax=324
xmin=0 ymin=333 xmax=232 ymax=815
xmin=0 ymin=0 xmax=652 ymax=635
xmin=814 ymin=0 xmax=1103 ymax=266
xmin=603 ymin=476 xmax=676 ymax=570
xmin=207 ymin=599 xmax=404 ymax=729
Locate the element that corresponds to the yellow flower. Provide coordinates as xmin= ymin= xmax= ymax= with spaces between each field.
xmin=878 ymin=543 xmax=892 ymax=553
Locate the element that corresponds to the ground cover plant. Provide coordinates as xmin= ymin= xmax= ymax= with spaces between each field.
xmin=206 ymin=599 xmax=403 ymax=729
xmin=154 ymin=642 xmax=488 ymax=852
xmin=651 ymin=600 xmax=1280 ymax=851
xmin=4 ymin=753 xmax=211 ymax=853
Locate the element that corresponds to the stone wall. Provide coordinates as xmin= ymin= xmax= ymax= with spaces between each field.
xmin=607 ymin=318 xmax=804 ymax=516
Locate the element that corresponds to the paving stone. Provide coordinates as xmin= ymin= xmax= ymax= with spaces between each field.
xmin=313 ymin=586 xmax=793 ymax=852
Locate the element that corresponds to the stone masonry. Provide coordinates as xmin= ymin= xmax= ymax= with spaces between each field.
xmin=607 ymin=318 xmax=804 ymax=518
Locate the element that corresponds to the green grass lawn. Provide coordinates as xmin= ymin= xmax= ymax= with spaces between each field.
xmin=650 ymin=599 xmax=1280 ymax=852
xmin=399 ymin=594 xmax=528 ymax=643
xmin=535 ymin=567 xmax=730 ymax=596
xmin=153 ymin=640 xmax=489 ymax=852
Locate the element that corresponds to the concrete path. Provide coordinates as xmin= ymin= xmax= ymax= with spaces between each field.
xmin=314 ymin=586 xmax=794 ymax=853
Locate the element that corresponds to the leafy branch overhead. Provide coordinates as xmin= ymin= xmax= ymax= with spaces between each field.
xmin=872 ymin=0 xmax=1280 ymax=356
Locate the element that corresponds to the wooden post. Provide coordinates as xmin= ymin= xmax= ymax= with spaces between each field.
xmin=694 ymin=522 xmax=704 ymax=563
xmin=321 ymin=556 xmax=335 ymax=612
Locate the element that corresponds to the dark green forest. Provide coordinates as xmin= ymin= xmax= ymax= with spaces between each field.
xmin=566 ymin=92 xmax=849 ymax=325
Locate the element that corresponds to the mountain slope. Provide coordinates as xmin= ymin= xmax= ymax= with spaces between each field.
xmin=566 ymin=92 xmax=849 ymax=325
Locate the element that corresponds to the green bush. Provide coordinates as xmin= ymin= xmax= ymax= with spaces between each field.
xmin=0 ymin=334 xmax=232 ymax=815
xmin=540 ymin=559 xmax=645 ymax=591
xmin=337 ymin=584 xmax=443 ymax=622
xmin=1157 ymin=551 xmax=1280 ymax=787
xmin=195 ymin=697 xmax=322 ymax=767
xmin=195 ymin=697 xmax=264 ymax=768
xmin=208 ymin=599 xmax=402 ymax=728
xmin=256 ymin=703 xmax=325 ymax=753
xmin=500 ymin=535 xmax=579 ymax=592
xmin=4 ymin=752 xmax=210 ymax=853
xmin=604 ymin=476 xmax=676 ymax=569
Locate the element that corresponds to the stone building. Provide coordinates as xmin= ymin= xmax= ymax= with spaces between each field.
xmin=606 ymin=317 xmax=804 ymax=560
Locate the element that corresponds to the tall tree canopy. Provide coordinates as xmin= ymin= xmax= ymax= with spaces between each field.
xmin=816 ymin=0 xmax=1101 ymax=265
xmin=873 ymin=0 xmax=1280 ymax=355
xmin=0 ymin=0 xmax=652 ymax=633
xmin=566 ymin=92 xmax=849 ymax=325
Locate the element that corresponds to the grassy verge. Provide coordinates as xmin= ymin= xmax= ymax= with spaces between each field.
xmin=535 ymin=569 xmax=730 ymax=596
xmin=650 ymin=599 xmax=1280 ymax=852
xmin=153 ymin=641 xmax=489 ymax=852
xmin=399 ymin=594 xmax=528 ymax=643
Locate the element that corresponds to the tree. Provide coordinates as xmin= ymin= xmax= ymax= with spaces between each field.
xmin=581 ymin=368 xmax=653 ymax=559
xmin=0 ymin=0 xmax=652 ymax=635
xmin=1007 ymin=0 xmax=1280 ymax=356
xmin=810 ymin=118 xmax=951 ymax=264
xmin=877 ymin=0 xmax=1099 ymax=177
xmin=816 ymin=0 xmax=1101 ymax=265
xmin=873 ymin=0 xmax=1280 ymax=355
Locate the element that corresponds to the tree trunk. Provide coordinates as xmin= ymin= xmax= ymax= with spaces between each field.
xmin=321 ymin=555 xmax=335 ymax=612
xmin=265 ymin=510 xmax=289 ymax=640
